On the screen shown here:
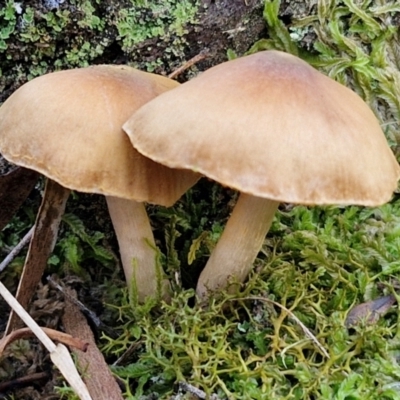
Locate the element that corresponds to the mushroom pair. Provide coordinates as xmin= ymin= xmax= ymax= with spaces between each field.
xmin=0 ymin=65 xmax=199 ymax=307
xmin=123 ymin=50 xmax=400 ymax=300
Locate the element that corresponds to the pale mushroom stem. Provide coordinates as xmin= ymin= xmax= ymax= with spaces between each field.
xmin=106 ymin=196 xmax=169 ymax=303
xmin=196 ymin=193 xmax=279 ymax=300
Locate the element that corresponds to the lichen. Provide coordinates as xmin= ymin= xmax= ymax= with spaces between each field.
xmin=0 ymin=0 xmax=202 ymax=102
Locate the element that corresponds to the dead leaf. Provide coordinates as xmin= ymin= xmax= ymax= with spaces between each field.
xmin=345 ymin=295 xmax=396 ymax=327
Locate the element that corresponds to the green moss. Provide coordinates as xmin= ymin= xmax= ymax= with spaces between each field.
xmin=113 ymin=0 xmax=199 ymax=71
xmin=0 ymin=0 xmax=199 ymax=100
xmin=97 ymin=198 xmax=400 ymax=399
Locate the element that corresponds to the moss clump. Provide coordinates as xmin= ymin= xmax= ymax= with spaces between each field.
xmin=102 ymin=199 xmax=400 ymax=399
xmin=113 ymin=0 xmax=199 ymax=72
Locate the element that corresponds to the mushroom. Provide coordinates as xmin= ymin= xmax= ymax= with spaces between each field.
xmin=123 ymin=50 xmax=400 ymax=300
xmin=0 ymin=65 xmax=200 ymax=304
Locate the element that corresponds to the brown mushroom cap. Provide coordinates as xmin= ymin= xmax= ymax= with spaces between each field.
xmin=0 ymin=65 xmax=200 ymax=303
xmin=124 ymin=50 xmax=400 ymax=206
xmin=0 ymin=65 xmax=199 ymax=206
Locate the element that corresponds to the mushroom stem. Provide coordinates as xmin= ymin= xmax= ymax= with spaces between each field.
xmin=105 ymin=196 xmax=169 ymax=303
xmin=196 ymin=193 xmax=279 ymax=299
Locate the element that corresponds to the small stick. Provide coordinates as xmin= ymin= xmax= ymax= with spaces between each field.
xmin=0 ymin=371 xmax=49 ymax=392
xmin=6 ymin=180 xmax=70 ymax=333
xmin=168 ymin=51 xmax=208 ymax=79
xmin=47 ymin=276 xmax=116 ymax=338
xmin=112 ymin=341 xmax=142 ymax=366
xmin=0 ymin=327 xmax=89 ymax=354
xmin=47 ymin=276 xmax=102 ymax=328
xmin=0 ymin=226 xmax=34 ymax=273
xmin=0 ymin=280 xmax=92 ymax=400
xmin=177 ymin=382 xmax=220 ymax=400
xmin=230 ymin=296 xmax=330 ymax=359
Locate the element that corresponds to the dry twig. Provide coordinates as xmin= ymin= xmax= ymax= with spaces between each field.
xmin=0 ymin=280 xmax=92 ymax=400
xmin=6 ymin=179 xmax=70 ymax=333
xmin=0 ymin=226 xmax=34 ymax=273
xmin=168 ymin=51 xmax=208 ymax=79
xmin=0 ymin=326 xmax=88 ymax=354
xmin=0 ymin=371 xmax=49 ymax=392
xmin=48 ymin=276 xmax=117 ymax=339
xmin=168 ymin=382 xmax=220 ymax=400
xmin=230 ymin=296 xmax=330 ymax=359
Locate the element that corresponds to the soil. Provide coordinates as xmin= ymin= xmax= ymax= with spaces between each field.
xmin=186 ymin=0 xmax=266 ymax=70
